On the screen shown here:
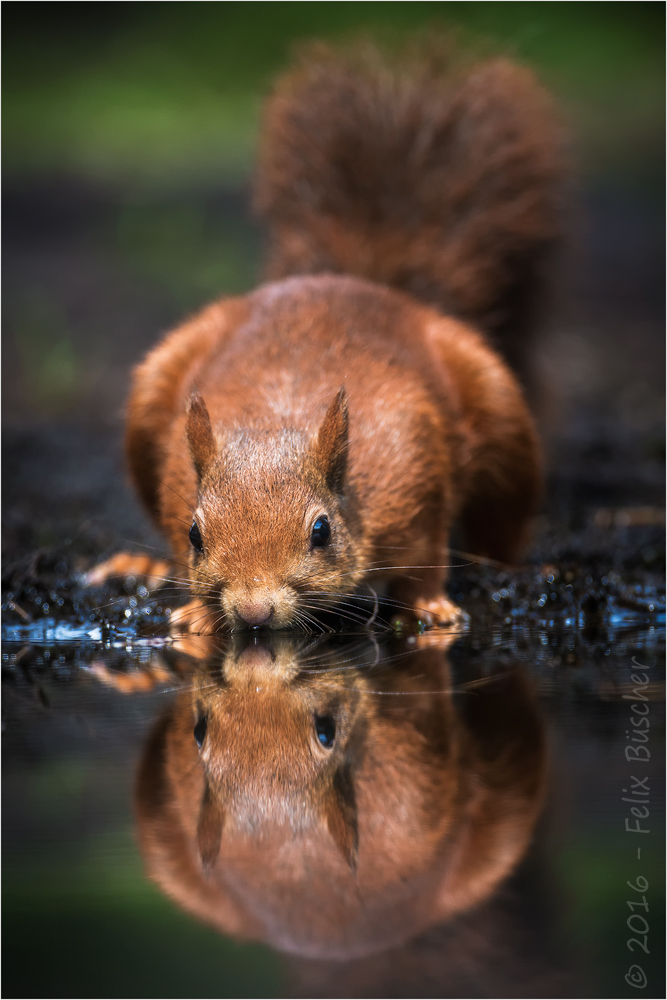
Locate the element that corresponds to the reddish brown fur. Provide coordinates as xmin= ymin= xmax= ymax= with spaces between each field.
xmin=135 ymin=640 xmax=547 ymax=958
xmin=123 ymin=43 xmax=558 ymax=630
xmin=255 ymin=42 xmax=565 ymax=371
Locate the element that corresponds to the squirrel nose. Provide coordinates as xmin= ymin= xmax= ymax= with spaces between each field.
xmin=235 ymin=603 xmax=275 ymax=627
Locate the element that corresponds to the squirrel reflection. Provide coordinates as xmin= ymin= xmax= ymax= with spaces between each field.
xmin=135 ymin=636 xmax=546 ymax=959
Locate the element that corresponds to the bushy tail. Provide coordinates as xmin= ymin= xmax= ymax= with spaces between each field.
xmin=254 ymin=40 xmax=566 ymax=367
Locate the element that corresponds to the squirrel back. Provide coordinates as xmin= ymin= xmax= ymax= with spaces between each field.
xmin=255 ymin=41 xmax=565 ymax=371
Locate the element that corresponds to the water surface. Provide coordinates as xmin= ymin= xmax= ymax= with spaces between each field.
xmin=3 ymin=616 xmax=664 ymax=998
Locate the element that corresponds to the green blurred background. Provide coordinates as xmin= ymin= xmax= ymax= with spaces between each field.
xmin=3 ymin=1 xmax=665 ymax=442
xmin=3 ymin=1 xmax=664 ymax=189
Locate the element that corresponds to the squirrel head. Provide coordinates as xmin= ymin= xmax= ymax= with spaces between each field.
xmin=190 ymin=638 xmax=363 ymax=871
xmin=185 ymin=388 xmax=364 ymax=630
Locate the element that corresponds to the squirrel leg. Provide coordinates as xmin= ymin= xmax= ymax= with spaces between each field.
xmin=83 ymin=552 xmax=171 ymax=590
xmin=388 ymin=567 xmax=468 ymax=630
xmin=86 ymin=658 xmax=173 ymax=693
xmin=169 ymin=599 xmax=226 ymax=635
xmin=425 ymin=317 xmax=542 ymax=565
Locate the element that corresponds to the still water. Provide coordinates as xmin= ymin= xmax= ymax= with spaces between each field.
xmin=3 ymin=619 xmax=664 ymax=999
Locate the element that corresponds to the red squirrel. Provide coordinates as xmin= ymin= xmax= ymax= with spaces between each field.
xmin=90 ymin=42 xmax=564 ymax=631
xmin=135 ymin=636 xmax=547 ymax=957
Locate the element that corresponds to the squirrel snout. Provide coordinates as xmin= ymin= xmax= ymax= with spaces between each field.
xmin=225 ymin=584 xmax=299 ymax=630
xmin=234 ymin=601 xmax=275 ymax=628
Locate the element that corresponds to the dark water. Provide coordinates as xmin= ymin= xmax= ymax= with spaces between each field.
xmin=2 ymin=612 xmax=665 ymax=999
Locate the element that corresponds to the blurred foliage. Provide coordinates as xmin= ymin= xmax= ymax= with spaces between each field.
xmin=115 ymin=195 xmax=260 ymax=308
xmin=12 ymin=296 xmax=83 ymax=414
xmin=556 ymin=839 xmax=666 ymax=997
xmin=3 ymin=1 xmax=664 ymax=189
xmin=4 ymin=829 xmax=284 ymax=999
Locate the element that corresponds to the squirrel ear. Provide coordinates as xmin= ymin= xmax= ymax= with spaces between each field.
xmin=196 ymin=780 xmax=225 ymax=873
xmin=315 ymin=388 xmax=348 ymax=493
xmin=324 ymin=766 xmax=358 ymax=872
xmin=186 ymin=391 xmax=216 ymax=480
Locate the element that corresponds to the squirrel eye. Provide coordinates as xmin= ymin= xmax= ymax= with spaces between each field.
xmin=194 ymin=716 xmax=207 ymax=747
xmin=311 ymin=515 xmax=331 ymax=548
xmin=189 ymin=520 xmax=204 ymax=554
xmin=315 ymin=714 xmax=336 ymax=749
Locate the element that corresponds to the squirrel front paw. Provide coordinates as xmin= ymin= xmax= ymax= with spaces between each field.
xmin=169 ymin=599 xmax=225 ymax=635
xmin=86 ymin=660 xmax=173 ymax=693
xmin=391 ymin=595 xmax=469 ymax=633
xmin=83 ymin=552 xmax=170 ymax=590
xmin=417 ymin=596 xmax=469 ymax=628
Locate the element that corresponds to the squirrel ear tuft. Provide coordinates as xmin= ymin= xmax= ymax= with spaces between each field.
xmin=324 ymin=766 xmax=358 ymax=872
xmin=197 ymin=780 xmax=224 ymax=873
xmin=186 ymin=391 xmax=216 ymax=480
xmin=315 ymin=388 xmax=348 ymax=493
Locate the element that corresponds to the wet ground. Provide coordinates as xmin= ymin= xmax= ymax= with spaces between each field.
xmin=2 ymin=176 xmax=665 ymax=998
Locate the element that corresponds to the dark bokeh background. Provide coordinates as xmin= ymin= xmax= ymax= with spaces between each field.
xmin=2 ymin=4 xmax=665 ymax=999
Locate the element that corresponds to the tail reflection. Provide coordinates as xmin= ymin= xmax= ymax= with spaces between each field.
xmin=135 ymin=635 xmax=546 ymax=959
